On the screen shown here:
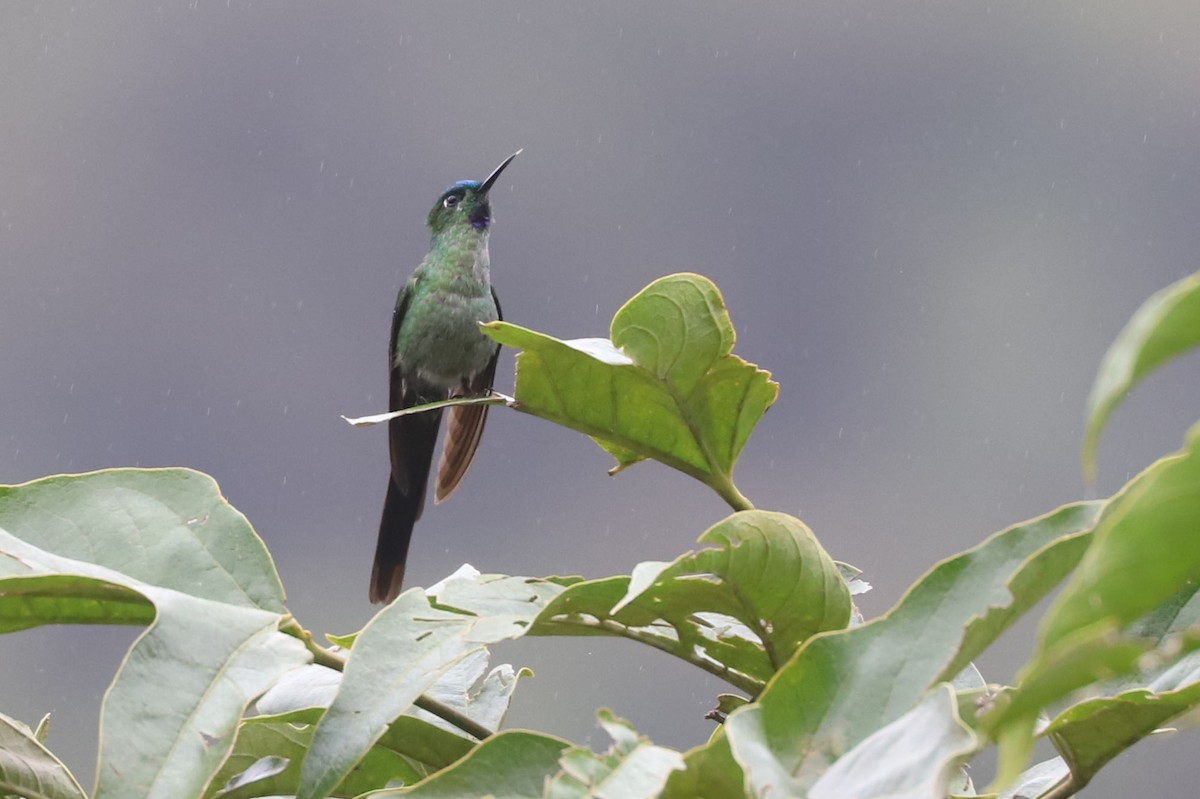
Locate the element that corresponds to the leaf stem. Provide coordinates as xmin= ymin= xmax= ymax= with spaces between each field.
xmin=279 ymin=615 xmax=346 ymax=670
xmin=541 ymin=615 xmax=763 ymax=696
xmin=708 ymin=471 xmax=754 ymax=512
xmin=277 ymin=616 xmax=494 ymax=741
xmin=412 ymin=695 xmax=495 ymax=741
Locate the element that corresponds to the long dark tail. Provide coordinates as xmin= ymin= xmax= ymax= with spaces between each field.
xmin=370 ymin=408 xmax=442 ymax=603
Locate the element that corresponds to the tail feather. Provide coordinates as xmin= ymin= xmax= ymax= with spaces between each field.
xmin=435 ymin=400 xmax=490 ymax=503
xmin=371 ymin=407 xmax=442 ymax=603
xmin=370 ymin=479 xmax=418 ymax=603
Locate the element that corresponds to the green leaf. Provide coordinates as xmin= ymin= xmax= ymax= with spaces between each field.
xmin=0 ymin=712 xmax=87 ymax=799
xmin=372 ymin=716 xmax=477 ymax=781
xmin=298 ymin=576 xmax=563 ymax=799
xmin=218 ymin=708 xmax=475 ymax=797
xmin=994 ymin=634 xmax=1150 ymax=788
xmin=714 ymin=694 xmax=750 ymax=718
xmin=257 ymin=648 xmax=530 ymax=746
xmin=1044 ymin=682 xmax=1200 ymax=791
xmin=941 ymin=504 xmax=1100 ymax=684
xmin=482 ymin=273 xmax=776 ymax=507
xmin=805 ymin=686 xmax=977 ymax=799
xmin=254 ymin=664 xmax=342 ymax=716
xmin=1083 ymin=269 xmax=1200 ymax=481
xmin=728 ymin=502 xmax=1098 ymax=783
xmin=415 ymin=650 xmax=531 ymax=734
xmin=612 ymin=511 xmax=850 ymax=670
xmin=95 ymin=593 xmax=309 ymax=798
xmin=543 ymin=711 xmax=685 ymax=799
xmin=1044 ymin=425 xmax=1200 ymax=648
xmin=659 ymin=734 xmax=746 ymax=799
xmin=1127 ymin=579 xmax=1200 ymax=643
xmin=218 ymin=756 xmax=290 ymax=795
xmin=375 ymin=730 xmax=571 ymax=798
xmin=988 ymin=426 xmax=1200 ymax=784
xmin=531 ymin=511 xmax=848 ymax=693
xmin=592 ymin=435 xmax=646 ymax=473
xmin=206 ymin=714 xmax=419 ymax=798
xmin=724 ymin=687 xmax=977 ymax=798
xmin=32 ymin=713 xmax=51 ymax=744
xmin=0 ymin=469 xmax=308 ymax=799
xmin=610 ymin=273 xmax=734 ymax=396
xmin=532 ymin=574 xmax=766 ymax=692
xmin=0 ymin=468 xmax=287 ymax=612
xmin=1026 ymin=584 xmax=1200 ymax=790
xmin=997 ymin=758 xmax=1068 ymax=799
xmin=0 ymin=574 xmax=155 ymax=633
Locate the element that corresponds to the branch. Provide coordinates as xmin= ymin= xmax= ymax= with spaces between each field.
xmin=278 ymin=616 xmax=494 ymax=741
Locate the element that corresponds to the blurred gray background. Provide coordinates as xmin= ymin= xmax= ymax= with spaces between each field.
xmin=2 ymin=1 xmax=1199 ymax=793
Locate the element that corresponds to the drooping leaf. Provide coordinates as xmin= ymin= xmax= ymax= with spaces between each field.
xmin=96 ymin=594 xmax=309 ymax=798
xmin=0 ymin=470 xmax=308 ymax=799
xmin=0 ymin=712 xmax=88 ymax=799
xmin=1083 ymin=269 xmax=1200 ymax=481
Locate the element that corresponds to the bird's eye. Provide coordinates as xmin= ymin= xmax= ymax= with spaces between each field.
xmin=443 ymin=194 xmax=460 ymax=209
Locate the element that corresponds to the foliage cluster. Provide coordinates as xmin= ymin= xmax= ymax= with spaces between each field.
xmin=2 ymin=271 xmax=1199 ymax=798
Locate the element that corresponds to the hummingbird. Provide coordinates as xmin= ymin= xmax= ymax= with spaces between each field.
xmin=370 ymin=150 xmax=520 ymax=604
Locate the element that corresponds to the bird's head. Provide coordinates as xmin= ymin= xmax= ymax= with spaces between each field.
xmin=427 ymin=150 xmax=521 ymax=234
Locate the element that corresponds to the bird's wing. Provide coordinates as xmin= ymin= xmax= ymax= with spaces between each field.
xmin=434 ymin=287 xmax=501 ymax=503
xmin=374 ymin=272 xmax=443 ymax=604
xmin=388 ymin=274 xmax=420 ymax=495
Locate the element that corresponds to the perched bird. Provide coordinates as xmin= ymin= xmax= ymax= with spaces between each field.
xmin=371 ymin=151 xmax=520 ymax=603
